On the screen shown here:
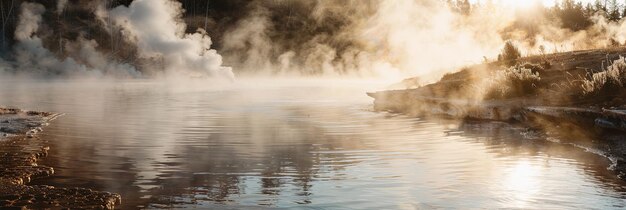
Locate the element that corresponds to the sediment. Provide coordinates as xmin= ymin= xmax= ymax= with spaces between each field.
xmin=0 ymin=107 xmax=121 ymax=209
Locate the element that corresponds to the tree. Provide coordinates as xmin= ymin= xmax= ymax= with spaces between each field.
xmin=595 ymin=0 xmax=608 ymax=17
xmin=608 ymin=0 xmax=621 ymax=21
xmin=499 ymin=41 xmax=522 ymax=66
xmin=584 ymin=3 xmax=596 ymax=16
xmin=623 ymin=4 xmax=626 ymax=19
xmin=555 ymin=0 xmax=592 ymax=30
xmin=0 ymin=0 xmax=14 ymax=52
xmin=458 ymin=0 xmax=471 ymax=15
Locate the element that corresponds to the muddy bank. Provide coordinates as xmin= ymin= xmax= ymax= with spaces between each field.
xmin=0 ymin=107 xmax=121 ymax=209
xmin=369 ymin=48 xmax=626 ymax=178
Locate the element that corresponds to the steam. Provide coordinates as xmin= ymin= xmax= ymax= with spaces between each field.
xmin=216 ymin=0 xmax=510 ymax=81
xmin=13 ymin=2 xmax=89 ymax=77
xmin=108 ymin=0 xmax=234 ymax=80
xmin=358 ymin=0 xmax=505 ymax=80
xmin=63 ymin=36 xmax=140 ymax=78
xmin=3 ymin=0 xmax=626 ymax=81
xmin=1 ymin=0 xmax=233 ymax=80
xmin=215 ymin=0 xmax=626 ymax=81
xmin=56 ymin=0 xmax=67 ymax=14
xmin=7 ymin=1 xmax=141 ymax=78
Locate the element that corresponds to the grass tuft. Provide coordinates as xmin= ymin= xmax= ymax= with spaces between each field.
xmin=481 ymin=65 xmax=542 ymax=99
xmin=581 ymin=56 xmax=626 ymax=96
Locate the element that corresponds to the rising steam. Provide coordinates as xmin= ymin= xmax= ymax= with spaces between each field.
xmin=212 ymin=0 xmax=626 ymax=81
xmin=12 ymin=2 xmax=91 ymax=77
xmin=108 ymin=0 xmax=234 ymax=80
xmin=1 ymin=0 xmax=626 ymax=81
xmin=0 ymin=0 xmax=233 ymax=80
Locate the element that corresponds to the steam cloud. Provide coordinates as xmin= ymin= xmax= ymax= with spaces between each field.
xmin=108 ymin=0 xmax=234 ymax=80
xmin=211 ymin=0 xmax=626 ymax=81
xmin=0 ymin=0 xmax=233 ymax=80
xmin=1 ymin=0 xmax=626 ymax=81
xmin=55 ymin=0 xmax=67 ymax=14
xmin=12 ymin=2 xmax=89 ymax=77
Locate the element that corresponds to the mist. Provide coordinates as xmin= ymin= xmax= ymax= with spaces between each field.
xmin=0 ymin=0 xmax=625 ymax=82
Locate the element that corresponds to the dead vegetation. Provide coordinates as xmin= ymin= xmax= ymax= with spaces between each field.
xmin=581 ymin=56 xmax=626 ymax=96
xmin=482 ymin=64 xmax=542 ymax=100
xmin=397 ymin=46 xmax=626 ymax=109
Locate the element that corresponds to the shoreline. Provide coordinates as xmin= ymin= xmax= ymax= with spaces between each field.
xmin=368 ymin=90 xmax=626 ymax=179
xmin=367 ymin=47 xmax=626 ymax=178
xmin=0 ymin=107 xmax=121 ymax=209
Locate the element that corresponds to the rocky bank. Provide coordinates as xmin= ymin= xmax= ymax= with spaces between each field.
xmin=0 ymin=107 xmax=121 ymax=209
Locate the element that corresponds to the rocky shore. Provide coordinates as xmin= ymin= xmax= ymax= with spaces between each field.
xmin=0 ymin=107 xmax=121 ymax=209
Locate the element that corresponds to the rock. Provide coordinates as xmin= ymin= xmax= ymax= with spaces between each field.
xmin=0 ymin=107 xmax=121 ymax=209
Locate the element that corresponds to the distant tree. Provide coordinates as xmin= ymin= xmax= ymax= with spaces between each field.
xmin=499 ymin=41 xmax=522 ymax=66
xmin=595 ymin=0 xmax=608 ymax=17
xmin=623 ymin=4 xmax=626 ymax=19
xmin=458 ymin=0 xmax=471 ymax=15
xmin=0 ymin=0 xmax=15 ymax=52
xmin=554 ymin=0 xmax=591 ymax=31
xmin=584 ymin=3 xmax=596 ymax=16
xmin=608 ymin=0 xmax=621 ymax=21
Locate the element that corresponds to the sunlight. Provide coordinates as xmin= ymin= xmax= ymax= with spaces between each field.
xmin=470 ymin=0 xmax=559 ymax=8
xmin=504 ymin=160 xmax=542 ymax=208
xmin=499 ymin=0 xmax=545 ymax=9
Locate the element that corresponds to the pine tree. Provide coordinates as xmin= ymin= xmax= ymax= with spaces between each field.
xmin=585 ymin=3 xmax=596 ymax=16
xmin=622 ymin=0 xmax=626 ymax=19
xmin=595 ymin=0 xmax=608 ymax=17
xmin=608 ymin=0 xmax=621 ymax=21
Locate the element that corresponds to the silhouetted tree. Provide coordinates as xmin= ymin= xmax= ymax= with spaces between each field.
xmin=608 ymin=0 xmax=621 ymax=21
xmin=499 ymin=41 xmax=522 ymax=66
xmin=554 ymin=0 xmax=591 ymax=31
xmin=594 ymin=0 xmax=608 ymax=17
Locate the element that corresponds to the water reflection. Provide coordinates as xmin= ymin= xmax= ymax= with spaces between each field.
xmin=0 ymin=79 xmax=625 ymax=209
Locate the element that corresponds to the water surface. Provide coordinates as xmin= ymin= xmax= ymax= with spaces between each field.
xmin=0 ymin=78 xmax=625 ymax=209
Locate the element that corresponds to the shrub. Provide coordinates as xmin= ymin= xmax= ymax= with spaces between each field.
xmin=482 ymin=65 xmax=541 ymax=99
xmin=498 ymin=41 xmax=521 ymax=66
xmin=581 ymin=56 xmax=626 ymax=95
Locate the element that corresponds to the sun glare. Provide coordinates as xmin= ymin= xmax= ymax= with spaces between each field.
xmin=504 ymin=160 xmax=542 ymax=208
xmin=472 ymin=0 xmax=557 ymax=9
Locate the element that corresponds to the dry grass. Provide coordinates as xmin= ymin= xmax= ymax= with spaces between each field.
xmin=581 ymin=56 xmax=626 ymax=95
xmin=481 ymin=65 xmax=542 ymax=99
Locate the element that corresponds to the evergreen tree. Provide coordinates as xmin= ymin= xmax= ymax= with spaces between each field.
xmin=556 ymin=0 xmax=591 ymax=30
xmin=595 ymin=0 xmax=608 ymax=17
xmin=584 ymin=3 xmax=596 ymax=16
xmin=622 ymin=0 xmax=626 ymax=18
xmin=608 ymin=0 xmax=621 ymax=21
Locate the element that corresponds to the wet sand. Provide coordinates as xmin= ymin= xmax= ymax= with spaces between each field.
xmin=0 ymin=107 xmax=121 ymax=209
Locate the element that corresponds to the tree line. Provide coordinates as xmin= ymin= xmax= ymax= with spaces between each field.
xmin=448 ymin=0 xmax=626 ymax=31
